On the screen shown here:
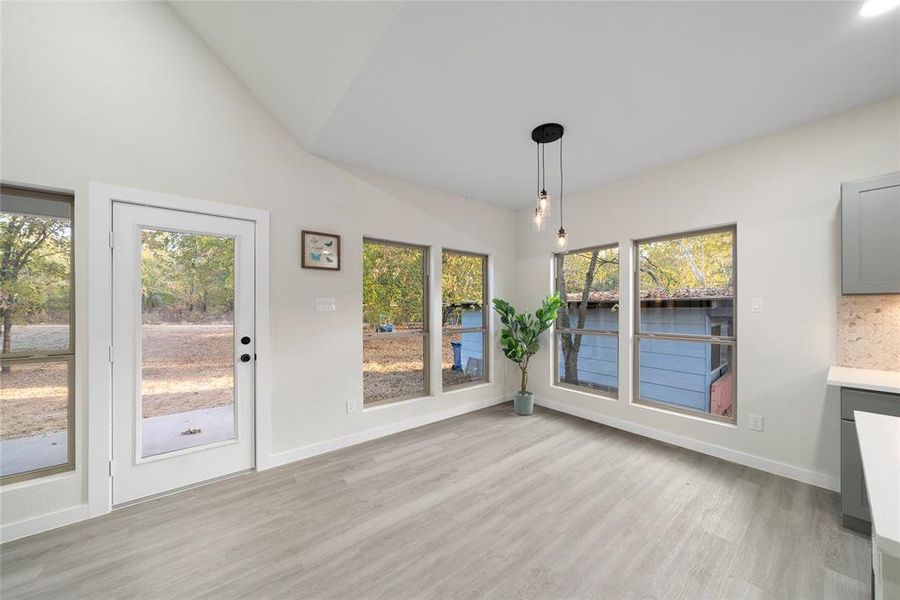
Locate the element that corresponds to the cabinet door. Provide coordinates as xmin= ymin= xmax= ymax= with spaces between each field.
xmin=842 ymin=172 xmax=900 ymax=295
xmin=841 ymin=419 xmax=870 ymax=522
xmin=841 ymin=388 xmax=900 ymax=421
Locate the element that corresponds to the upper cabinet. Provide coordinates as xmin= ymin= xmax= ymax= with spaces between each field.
xmin=842 ymin=172 xmax=900 ymax=295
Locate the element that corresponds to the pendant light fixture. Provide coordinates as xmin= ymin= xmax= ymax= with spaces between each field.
xmin=531 ymin=123 xmax=567 ymax=250
xmin=532 ymin=142 xmax=545 ymax=231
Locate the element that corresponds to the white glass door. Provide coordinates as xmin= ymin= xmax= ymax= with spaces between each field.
xmin=111 ymin=203 xmax=255 ymax=505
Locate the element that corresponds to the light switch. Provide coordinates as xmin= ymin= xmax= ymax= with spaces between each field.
xmin=750 ymin=297 xmax=764 ymax=313
xmin=315 ymin=298 xmax=336 ymax=312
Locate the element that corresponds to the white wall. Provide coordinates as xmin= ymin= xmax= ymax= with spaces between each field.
xmin=0 ymin=1 xmax=517 ymax=534
xmin=518 ymin=96 xmax=900 ymax=490
xmin=3 ymin=0 xmax=898 ymax=541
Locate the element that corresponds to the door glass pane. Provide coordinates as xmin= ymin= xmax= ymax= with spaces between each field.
xmin=557 ymin=332 xmax=618 ymax=395
xmin=637 ymin=338 xmax=734 ymax=418
xmin=141 ymin=230 xmax=235 ymax=458
xmin=637 ymin=230 xmax=734 ymax=336
xmin=442 ymin=331 xmax=485 ymax=389
xmin=0 ymin=359 xmax=71 ymax=477
xmin=0 ymin=189 xmax=72 ymax=355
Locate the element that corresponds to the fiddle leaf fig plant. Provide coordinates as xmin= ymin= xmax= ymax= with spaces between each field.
xmin=492 ymin=294 xmax=564 ymax=394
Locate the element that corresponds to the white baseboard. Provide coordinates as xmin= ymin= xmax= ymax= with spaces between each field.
xmin=1 ymin=504 xmax=90 ymax=544
xmin=535 ymin=397 xmax=839 ymax=492
xmin=266 ymin=395 xmax=508 ymax=469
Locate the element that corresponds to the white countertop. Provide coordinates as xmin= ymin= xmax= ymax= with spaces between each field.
xmin=828 ymin=366 xmax=900 ymax=395
xmin=855 ymin=411 xmax=900 ymax=558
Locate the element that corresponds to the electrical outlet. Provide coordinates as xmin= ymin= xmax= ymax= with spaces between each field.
xmin=749 ymin=414 xmax=764 ymax=432
xmin=346 ymin=398 xmax=356 ymax=414
xmin=750 ymin=297 xmax=764 ymax=313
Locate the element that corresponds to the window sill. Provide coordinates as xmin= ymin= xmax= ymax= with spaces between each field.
xmin=362 ymin=394 xmax=434 ymax=412
xmin=551 ymin=382 xmax=619 ymax=403
xmin=632 ymin=398 xmax=737 ymax=427
xmin=442 ymin=380 xmax=492 ymax=396
xmin=1 ymin=465 xmax=77 ymax=490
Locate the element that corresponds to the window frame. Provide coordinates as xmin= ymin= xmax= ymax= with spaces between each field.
xmin=553 ymin=242 xmax=620 ymax=399
xmin=632 ymin=224 xmax=737 ymax=424
xmin=441 ymin=248 xmax=489 ymax=391
xmin=362 ymin=237 xmax=430 ymax=407
xmin=1 ymin=184 xmax=76 ymax=484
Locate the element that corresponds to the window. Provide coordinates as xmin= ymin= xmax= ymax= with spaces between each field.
xmin=0 ymin=185 xmax=75 ymax=483
xmin=441 ymin=250 xmax=488 ymax=390
xmin=362 ymin=239 xmax=429 ymax=405
xmin=554 ymin=244 xmax=620 ymax=396
xmin=634 ymin=226 xmax=736 ymax=422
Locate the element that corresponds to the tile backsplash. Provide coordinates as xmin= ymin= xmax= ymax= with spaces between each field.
xmin=837 ymin=295 xmax=900 ymax=371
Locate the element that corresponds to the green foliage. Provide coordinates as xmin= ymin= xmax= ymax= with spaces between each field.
xmin=492 ymin=294 xmax=563 ymax=393
xmin=140 ymin=231 xmax=234 ymax=322
xmin=0 ymin=214 xmax=71 ymax=329
xmin=441 ymin=252 xmax=484 ymax=326
xmin=559 ymin=246 xmax=619 ymax=298
xmin=362 ymin=241 xmax=425 ymax=330
xmin=639 ymin=231 xmax=733 ymax=291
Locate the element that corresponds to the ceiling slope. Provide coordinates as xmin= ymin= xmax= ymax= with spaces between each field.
xmin=174 ymin=1 xmax=900 ymax=208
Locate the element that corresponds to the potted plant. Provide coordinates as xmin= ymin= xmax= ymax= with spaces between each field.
xmin=492 ymin=294 xmax=564 ymax=415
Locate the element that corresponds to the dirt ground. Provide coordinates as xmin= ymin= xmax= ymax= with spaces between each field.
xmin=2 ymin=324 xmax=478 ymax=437
xmin=363 ymin=334 xmax=479 ymax=404
xmin=3 ymin=324 xmax=733 ymax=436
xmin=1 ymin=324 xmax=233 ymax=440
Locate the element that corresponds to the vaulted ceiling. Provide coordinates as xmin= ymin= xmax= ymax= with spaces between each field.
xmin=172 ymin=1 xmax=900 ymax=209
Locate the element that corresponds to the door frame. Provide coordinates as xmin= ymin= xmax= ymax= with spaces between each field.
xmin=87 ymin=183 xmax=272 ymax=518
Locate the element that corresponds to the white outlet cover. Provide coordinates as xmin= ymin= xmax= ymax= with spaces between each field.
xmin=749 ymin=414 xmax=764 ymax=431
xmin=750 ymin=297 xmax=764 ymax=312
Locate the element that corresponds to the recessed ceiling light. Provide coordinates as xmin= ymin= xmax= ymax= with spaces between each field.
xmin=860 ymin=0 xmax=900 ymax=18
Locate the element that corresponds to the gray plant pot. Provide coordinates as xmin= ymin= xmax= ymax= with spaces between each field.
xmin=513 ymin=390 xmax=535 ymax=416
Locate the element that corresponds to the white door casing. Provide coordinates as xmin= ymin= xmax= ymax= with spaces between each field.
xmin=111 ymin=202 xmax=255 ymax=505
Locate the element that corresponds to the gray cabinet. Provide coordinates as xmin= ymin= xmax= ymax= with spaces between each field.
xmin=841 ymin=172 xmax=900 ymax=295
xmin=841 ymin=387 xmax=900 ymax=533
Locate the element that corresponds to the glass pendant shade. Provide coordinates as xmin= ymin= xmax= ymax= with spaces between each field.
xmin=538 ymin=189 xmax=551 ymax=214
xmin=556 ymin=228 xmax=569 ymax=251
xmin=532 ymin=207 xmax=545 ymax=232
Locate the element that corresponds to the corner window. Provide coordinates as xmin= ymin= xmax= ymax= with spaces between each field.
xmin=1 ymin=185 xmax=75 ymax=483
xmin=634 ymin=226 xmax=736 ymax=422
xmin=441 ymin=250 xmax=488 ymax=390
xmin=554 ymin=244 xmax=620 ymax=397
xmin=362 ymin=239 xmax=429 ymax=406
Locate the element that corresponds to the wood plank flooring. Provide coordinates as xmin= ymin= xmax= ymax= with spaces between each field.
xmin=1 ymin=404 xmax=870 ymax=599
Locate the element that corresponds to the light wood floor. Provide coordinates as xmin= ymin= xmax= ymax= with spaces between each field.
xmin=1 ymin=404 xmax=870 ymax=599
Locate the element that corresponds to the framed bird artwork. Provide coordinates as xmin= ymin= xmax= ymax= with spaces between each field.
xmin=301 ymin=230 xmax=341 ymax=271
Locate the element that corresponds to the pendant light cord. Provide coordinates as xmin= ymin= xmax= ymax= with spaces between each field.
xmin=559 ymin=136 xmax=564 ymax=229
xmin=536 ymin=141 xmax=540 ymax=198
xmin=541 ymin=142 xmax=546 ymax=192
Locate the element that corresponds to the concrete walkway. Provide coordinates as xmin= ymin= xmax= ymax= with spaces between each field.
xmin=1 ymin=406 xmax=235 ymax=475
xmin=142 ymin=405 xmax=235 ymax=457
xmin=0 ymin=432 xmax=67 ymax=476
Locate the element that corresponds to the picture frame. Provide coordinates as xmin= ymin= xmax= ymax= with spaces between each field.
xmin=301 ymin=230 xmax=341 ymax=271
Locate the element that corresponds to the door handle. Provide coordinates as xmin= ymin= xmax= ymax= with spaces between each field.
xmin=241 ymin=336 xmax=251 ymax=345
xmin=240 ymin=354 xmax=251 ymax=363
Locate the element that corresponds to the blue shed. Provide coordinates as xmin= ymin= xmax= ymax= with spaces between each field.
xmin=458 ymin=311 xmax=484 ymax=376
xmin=558 ymin=288 xmax=733 ymax=416
xmin=444 ymin=302 xmax=485 ymax=378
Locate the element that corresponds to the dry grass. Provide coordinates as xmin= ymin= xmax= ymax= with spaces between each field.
xmin=363 ymin=333 xmax=480 ymax=404
xmin=0 ymin=361 xmax=68 ymax=440
xmin=1 ymin=324 xmax=233 ymax=440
